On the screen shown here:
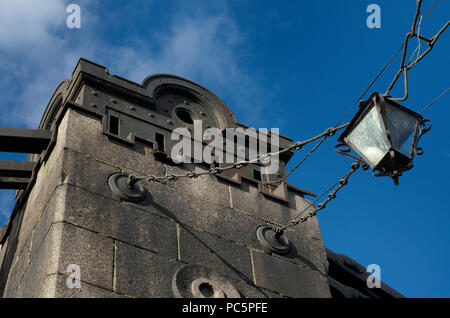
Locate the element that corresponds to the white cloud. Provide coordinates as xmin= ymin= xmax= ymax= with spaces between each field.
xmin=0 ymin=0 xmax=278 ymax=220
xmin=109 ymin=11 xmax=270 ymax=126
xmin=0 ymin=1 xmax=270 ymax=129
xmin=0 ymin=0 xmax=66 ymax=49
xmin=115 ymin=14 xmax=241 ymax=83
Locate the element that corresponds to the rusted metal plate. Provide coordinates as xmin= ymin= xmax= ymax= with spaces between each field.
xmin=0 ymin=127 xmax=52 ymax=153
xmin=0 ymin=160 xmax=35 ymax=178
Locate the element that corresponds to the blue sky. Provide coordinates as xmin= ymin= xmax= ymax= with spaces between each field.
xmin=0 ymin=0 xmax=449 ymax=297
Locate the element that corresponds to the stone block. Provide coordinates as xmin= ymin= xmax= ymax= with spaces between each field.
xmin=163 ymin=163 xmax=232 ymax=208
xmin=114 ymin=241 xmax=184 ymax=297
xmin=61 ymin=108 xmax=167 ymax=178
xmin=40 ymin=273 xmax=126 ymax=298
xmin=231 ymin=279 xmax=285 ymax=298
xmin=54 ymin=222 xmax=114 ymax=291
xmin=29 ymin=185 xmax=66 ymax=259
xmin=2 ymin=246 xmax=29 ymax=297
xmin=178 ymin=226 xmax=253 ymax=282
xmin=56 ymin=183 xmax=178 ymax=259
xmin=10 ymin=151 xmax=65 ymax=267
xmin=16 ymin=220 xmax=62 ymax=297
xmin=59 ymin=150 xmax=265 ymax=249
xmin=142 ymin=182 xmax=264 ymax=248
xmin=273 ymin=231 xmax=329 ymax=275
xmin=230 ymin=180 xmax=322 ymax=239
xmin=0 ymin=239 xmax=7 ymax=271
xmin=251 ymin=250 xmax=331 ymax=298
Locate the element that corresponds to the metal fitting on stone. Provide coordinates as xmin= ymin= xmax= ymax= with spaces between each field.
xmin=108 ymin=172 xmax=146 ymax=203
xmin=256 ymin=225 xmax=291 ymax=255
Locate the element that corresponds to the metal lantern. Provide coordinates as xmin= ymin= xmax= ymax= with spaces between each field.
xmin=337 ymin=92 xmax=430 ymax=185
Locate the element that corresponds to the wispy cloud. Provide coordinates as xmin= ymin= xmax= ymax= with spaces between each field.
xmin=0 ymin=0 xmax=271 ymax=129
xmin=0 ymin=0 xmax=273 ymax=219
xmin=110 ymin=9 xmax=269 ymax=124
xmin=0 ymin=0 xmax=77 ymax=128
xmin=0 ymin=0 xmax=65 ymax=49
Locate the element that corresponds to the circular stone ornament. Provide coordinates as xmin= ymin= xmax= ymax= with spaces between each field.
xmin=107 ymin=173 xmax=146 ymax=203
xmin=172 ymin=264 xmax=240 ymax=298
xmin=256 ymin=225 xmax=291 ymax=255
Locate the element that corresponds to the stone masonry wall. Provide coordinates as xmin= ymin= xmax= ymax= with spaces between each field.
xmin=1 ymin=106 xmax=331 ymax=298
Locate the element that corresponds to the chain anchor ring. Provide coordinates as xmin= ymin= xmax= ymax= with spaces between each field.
xmin=256 ymin=225 xmax=291 ymax=255
xmin=108 ymin=172 xmax=146 ymax=203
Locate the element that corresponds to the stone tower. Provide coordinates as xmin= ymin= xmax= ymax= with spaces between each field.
xmin=0 ymin=58 xmax=332 ymax=298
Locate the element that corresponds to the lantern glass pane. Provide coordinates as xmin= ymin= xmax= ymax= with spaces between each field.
xmin=383 ymin=103 xmax=419 ymax=157
xmin=344 ymin=105 xmax=390 ymax=167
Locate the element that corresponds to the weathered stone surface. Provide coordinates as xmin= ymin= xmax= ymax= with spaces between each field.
xmin=0 ymin=60 xmax=333 ymax=299
xmin=60 ymin=108 xmax=166 ymax=179
xmin=2 ymin=245 xmax=29 ymax=297
xmin=251 ymin=250 xmax=331 ymax=298
xmin=59 ymin=149 xmax=266 ymax=249
xmin=232 ymin=279 xmax=286 ymax=298
xmin=178 ymin=226 xmax=253 ymax=282
xmin=12 ymin=221 xmax=112 ymax=297
xmin=17 ymin=110 xmax=70 ymax=238
xmin=144 ymin=185 xmax=265 ymax=248
xmin=40 ymin=273 xmax=126 ymax=298
xmin=55 ymin=222 xmax=114 ymax=291
xmin=274 ymin=231 xmax=329 ymax=275
xmin=63 ymin=108 xmax=233 ymax=206
xmin=229 ymin=180 xmax=322 ymax=239
xmin=163 ymin=163 xmax=232 ymax=208
xmin=56 ymin=183 xmax=178 ymax=259
xmin=114 ymin=241 xmax=184 ymax=297
xmin=16 ymin=220 xmax=62 ymax=297
xmin=8 ymin=151 xmax=65 ymax=275
xmin=0 ymin=239 xmax=7 ymax=271
xmin=29 ymin=185 xmax=66 ymax=260
xmin=288 ymin=192 xmax=324 ymax=239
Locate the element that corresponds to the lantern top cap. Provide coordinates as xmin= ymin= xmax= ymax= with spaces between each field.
xmin=338 ymin=92 xmax=423 ymax=143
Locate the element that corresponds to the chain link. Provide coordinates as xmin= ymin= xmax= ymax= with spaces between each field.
xmin=127 ymin=0 xmax=445 ymax=235
xmin=263 ymin=124 xmax=348 ymax=186
xmin=279 ymin=160 xmax=363 ymax=232
xmin=128 ymin=123 xmax=350 ymax=184
xmin=276 ymin=1 xmax=447 ymax=233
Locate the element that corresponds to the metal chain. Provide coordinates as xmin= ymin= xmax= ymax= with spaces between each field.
xmin=278 ymin=160 xmax=364 ymax=232
xmin=283 ymin=135 xmax=328 ymax=179
xmin=264 ymin=3 xmax=420 ymax=188
xmin=263 ymin=40 xmax=404 ymax=187
xmin=275 ymin=1 xmax=446 ymax=232
xmin=385 ymin=0 xmax=449 ymax=101
xmin=128 ymin=123 xmax=350 ymax=184
xmin=126 ymin=0 xmax=445 ymax=235
xmin=263 ymin=136 xmax=327 ymax=187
